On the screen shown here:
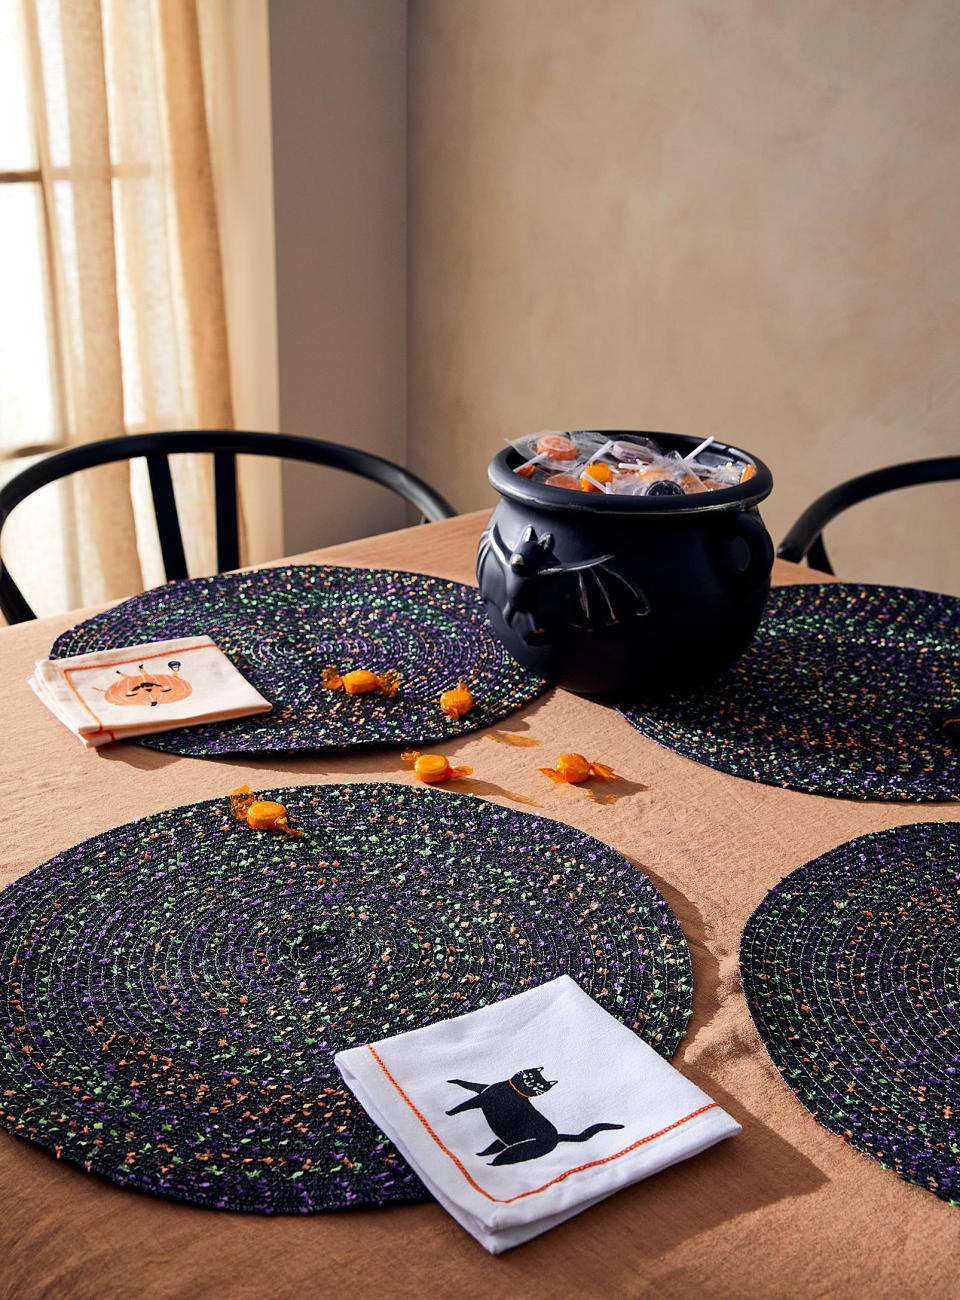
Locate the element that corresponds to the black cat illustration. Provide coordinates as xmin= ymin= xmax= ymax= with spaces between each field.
xmin=445 ymin=1067 xmax=624 ymax=1165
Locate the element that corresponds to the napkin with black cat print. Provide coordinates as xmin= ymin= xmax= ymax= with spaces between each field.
xmin=335 ymin=975 xmax=740 ymax=1253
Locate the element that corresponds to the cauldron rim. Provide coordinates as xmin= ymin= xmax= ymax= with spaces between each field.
xmin=489 ymin=430 xmax=773 ymax=515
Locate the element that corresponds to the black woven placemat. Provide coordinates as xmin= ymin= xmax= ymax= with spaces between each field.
xmin=50 ymin=565 xmax=545 ymax=755
xmin=0 ymin=783 xmax=691 ymax=1212
xmin=741 ymin=820 xmax=960 ymax=1204
xmin=619 ymin=584 xmax=960 ymax=801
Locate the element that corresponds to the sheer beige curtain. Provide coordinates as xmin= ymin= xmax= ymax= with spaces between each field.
xmin=0 ymin=0 xmax=241 ymax=617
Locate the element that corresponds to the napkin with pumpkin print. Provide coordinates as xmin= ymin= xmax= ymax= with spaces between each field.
xmin=30 ymin=635 xmax=270 ymax=747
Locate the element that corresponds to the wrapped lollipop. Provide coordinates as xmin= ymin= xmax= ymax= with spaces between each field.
xmin=610 ymin=435 xmax=663 ymax=465
xmin=544 ymin=471 xmax=584 ymax=491
xmin=661 ymin=453 xmax=709 ymax=494
xmin=510 ymin=432 xmax=586 ymax=478
xmin=580 ymin=462 xmax=616 ymax=493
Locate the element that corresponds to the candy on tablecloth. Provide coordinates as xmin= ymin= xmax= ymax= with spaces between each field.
xmin=321 ymin=666 xmax=401 ymax=698
xmin=539 ymin=752 xmax=619 ymax=784
xmin=439 ymin=680 xmax=474 ymax=720
xmin=401 ymin=750 xmax=473 ymax=783
xmin=229 ymin=785 xmax=305 ymax=836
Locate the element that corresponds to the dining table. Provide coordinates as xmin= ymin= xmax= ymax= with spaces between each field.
xmin=1 ymin=508 xmax=958 ymax=1300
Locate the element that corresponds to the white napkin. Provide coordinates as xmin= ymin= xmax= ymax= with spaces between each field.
xmin=336 ymin=975 xmax=740 ymax=1253
xmin=29 ymin=635 xmax=271 ymax=747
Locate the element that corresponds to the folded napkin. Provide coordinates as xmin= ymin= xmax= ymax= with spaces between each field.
xmin=29 ymin=636 xmax=271 ymax=747
xmin=336 ymin=975 xmax=740 ymax=1253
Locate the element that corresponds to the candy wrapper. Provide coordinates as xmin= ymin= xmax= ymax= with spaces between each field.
xmin=540 ymin=753 xmax=619 ymax=784
xmin=508 ymin=431 xmax=609 ymax=478
xmin=439 ymin=681 xmax=474 ymax=720
xmin=611 ymin=437 xmax=661 ymax=465
xmin=229 ymin=785 xmax=305 ymax=836
xmin=402 ymin=750 xmax=473 ymax=783
xmin=322 ymin=666 xmax=401 ymax=698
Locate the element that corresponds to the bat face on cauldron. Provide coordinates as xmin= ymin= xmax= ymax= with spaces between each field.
xmin=508 ymin=526 xmax=555 ymax=575
xmin=478 ymin=524 xmax=650 ymax=645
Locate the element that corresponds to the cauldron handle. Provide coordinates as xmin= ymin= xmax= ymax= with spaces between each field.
xmin=716 ymin=511 xmax=774 ymax=595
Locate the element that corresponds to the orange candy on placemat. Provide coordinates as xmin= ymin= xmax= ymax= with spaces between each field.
xmin=229 ymin=785 xmax=304 ymax=836
xmin=321 ymin=666 xmax=401 ymax=698
xmin=439 ymin=680 xmax=474 ymax=721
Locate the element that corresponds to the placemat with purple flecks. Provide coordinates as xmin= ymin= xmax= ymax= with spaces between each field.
xmin=619 ymin=583 xmax=960 ymax=801
xmin=49 ymin=564 xmax=545 ymax=756
xmin=0 ymin=782 xmax=691 ymax=1212
xmin=740 ymin=820 xmax=960 ymax=1206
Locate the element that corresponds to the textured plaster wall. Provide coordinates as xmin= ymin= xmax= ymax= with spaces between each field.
xmin=271 ymin=0 xmax=407 ymax=555
xmin=408 ymin=0 xmax=960 ymax=592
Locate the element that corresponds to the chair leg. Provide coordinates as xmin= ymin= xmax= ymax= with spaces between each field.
xmin=214 ymin=451 xmax=240 ymax=572
xmin=807 ymin=534 xmax=833 ymax=575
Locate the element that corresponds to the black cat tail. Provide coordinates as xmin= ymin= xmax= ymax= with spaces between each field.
xmin=558 ymin=1123 xmax=624 ymax=1143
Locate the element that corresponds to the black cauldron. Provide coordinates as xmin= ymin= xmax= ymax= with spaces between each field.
xmin=477 ymin=432 xmax=774 ymax=696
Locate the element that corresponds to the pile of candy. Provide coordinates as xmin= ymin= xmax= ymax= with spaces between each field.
xmin=511 ymin=431 xmax=756 ymax=498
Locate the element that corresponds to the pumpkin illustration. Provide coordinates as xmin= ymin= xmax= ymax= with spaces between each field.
xmin=102 ymin=662 xmax=193 ymax=708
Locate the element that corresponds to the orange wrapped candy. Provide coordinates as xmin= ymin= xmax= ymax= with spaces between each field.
xmin=539 ymin=753 xmax=619 ymax=785
xmin=322 ymin=666 xmax=400 ymax=698
xmin=229 ymin=785 xmax=304 ymax=836
xmin=439 ymin=680 xmax=474 ymax=721
xmin=580 ymin=462 xmax=615 ymax=493
xmin=402 ymin=750 xmax=473 ymax=784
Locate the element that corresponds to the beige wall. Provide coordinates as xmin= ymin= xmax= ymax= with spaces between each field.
xmin=270 ymin=0 xmax=408 ymax=556
xmin=408 ymin=0 xmax=960 ymax=593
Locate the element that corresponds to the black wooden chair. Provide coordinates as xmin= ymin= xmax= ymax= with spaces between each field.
xmin=777 ymin=455 xmax=960 ymax=574
xmin=0 ymin=430 xmax=457 ymax=623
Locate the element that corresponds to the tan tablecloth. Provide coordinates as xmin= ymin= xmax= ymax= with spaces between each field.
xmin=1 ymin=512 xmax=958 ymax=1299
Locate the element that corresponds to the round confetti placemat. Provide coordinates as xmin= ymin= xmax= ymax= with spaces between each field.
xmin=741 ymin=820 xmax=960 ymax=1205
xmin=619 ymin=584 xmax=960 ymax=801
xmin=50 ymin=565 xmax=545 ymax=755
xmin=0 ymin=783 xmax=691 ymax=1213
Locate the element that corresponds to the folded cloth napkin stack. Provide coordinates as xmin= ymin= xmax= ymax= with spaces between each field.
xmin=29 ymin=636 xmax=271 ymax=747
xmin=336 ymin=975 xmax=740 ymax=1253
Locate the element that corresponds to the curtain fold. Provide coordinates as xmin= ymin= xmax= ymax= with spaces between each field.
xmin=0 ymin=0 xmax=239 ymax=616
